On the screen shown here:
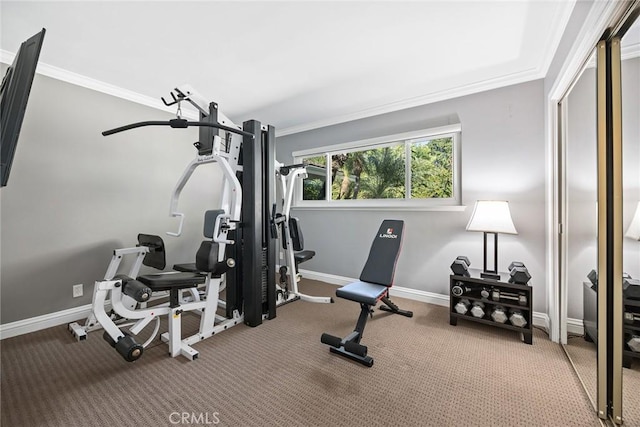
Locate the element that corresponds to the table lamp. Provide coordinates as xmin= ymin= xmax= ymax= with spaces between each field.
xmin=466 ymin=200 xmax=517 ymax=279
xmin=626 ymin=201 xmax=640 ymax=240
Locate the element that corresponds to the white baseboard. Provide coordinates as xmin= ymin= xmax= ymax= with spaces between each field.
xmin=0 ymin=304 xmax=92 ymax=340
xmin=566 ymin=317 xmax=584 ymax=336
xmin=298 ymin=269 xmax=355 ymax=287
xmin=0 ymin=270 xmax=557 ymax=340
xmin=533 ymin=312 xmax=551 ymax=331
xmin=300 ymin=268 xmax=550 ymax=330
xmin=388 ymin=286 xmax=450 ymax=307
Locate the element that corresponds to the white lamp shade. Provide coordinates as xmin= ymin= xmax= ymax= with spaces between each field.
xmin=626 ymin=202 xmax=640 ymax=240
xmin=466 ymin=200 xmax=518 ymax=234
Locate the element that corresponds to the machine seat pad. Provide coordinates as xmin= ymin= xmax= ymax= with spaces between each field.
xmin=336 ymin=280 xmax=388 ymax=305
xmin=173 ymin=263 xmax=199 ymax=273
xmin=137 ymin=272 xmax=205 ymax=291
xmin=294 ymin=250 xmax=316 ymax=264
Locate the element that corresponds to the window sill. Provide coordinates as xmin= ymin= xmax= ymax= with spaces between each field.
xmin=291 ymin=204 xmax=467 ymax=212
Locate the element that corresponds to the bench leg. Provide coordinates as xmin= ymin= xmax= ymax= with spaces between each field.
xmin=321 ymin=303 xmax=375 ymax=367
xmin=379 ymin=296 xmax=413 ymax=317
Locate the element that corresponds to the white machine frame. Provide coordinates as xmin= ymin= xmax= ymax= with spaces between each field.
xmin=69 ymin=86 xmax=254 ymax=361
xmin=275 ymin=161 xmax=332 ymax=305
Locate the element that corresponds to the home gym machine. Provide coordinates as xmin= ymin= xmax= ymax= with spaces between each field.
xmin=69 ymin=85 xmax=278 ymax=361
xmin=272 ymin=161 xmax=333 ymax=305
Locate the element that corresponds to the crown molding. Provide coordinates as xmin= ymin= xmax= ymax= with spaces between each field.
xmin=277 ymin=1 xmax=576 ymax=137
xmin=547 ymin=0 xmax=635 ymax=103
xmin=0 ymin=49 xmax=199 ymax=120
xmin=0 ymin=0 xmax=578 ymax=139
xmin=538 ymin=0 xmax=579 ymax=85
xmin=276 ymin=66 xmax=543 ymax=137
xmin=0 ymin=49 xmax=543 ymax=138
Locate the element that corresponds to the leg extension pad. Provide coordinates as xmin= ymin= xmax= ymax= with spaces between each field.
xmin=320 ymin=332 xmax=372 ymax=367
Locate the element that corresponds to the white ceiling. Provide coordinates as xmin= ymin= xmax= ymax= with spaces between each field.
xmin=1 ymin=1 xmax=576 ymax=135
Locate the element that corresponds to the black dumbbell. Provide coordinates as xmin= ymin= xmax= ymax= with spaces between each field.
xmin=508 ymin=262 xmax=531 ymax=285
xmin=450 ymin=256 xmax=471 ymax=277
xmin=588 ymin=270 xmax=631 ymax=290
xmin=451 ymin=282 xmax=472 ymax=297
xmin=452 ymin=283 xmax=491 ymax=300
xmin=508 ymin=261 xmax=525 ymax=271
xmin=509 ymin=267 xmax=531 ymax=285
xmin=587 ymin=269 xmax=598 ymax=288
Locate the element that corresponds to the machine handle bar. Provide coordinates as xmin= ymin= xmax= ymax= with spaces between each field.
xmin=278 ymin=163 xmax=307 ymax=176
xmin=102 ymin=119 xmax=255 ymax=139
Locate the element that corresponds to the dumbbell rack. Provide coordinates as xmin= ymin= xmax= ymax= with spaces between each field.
xmin=583 ymin=281 xmax=640 ymax=368
xmin=449 ymin=268 xmax=533 ymax=344
xmin=623 ymin=298 xmax=640 ymax=367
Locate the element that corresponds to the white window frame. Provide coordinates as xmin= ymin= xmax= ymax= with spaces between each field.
xmin=292 ymin=124 xmax=464 ymax=211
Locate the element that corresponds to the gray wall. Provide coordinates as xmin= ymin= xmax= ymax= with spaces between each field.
xmin=1 ymin=72 xmax=224 ymax=324
xmin=565 ymin=57 xmax=640 ymax=319
xmin=277 ymin=80 xmax=547 ymax=312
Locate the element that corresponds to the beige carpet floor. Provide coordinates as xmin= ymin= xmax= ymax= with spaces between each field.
xmin=1 ymin=279 xmax=600 ymax=427
xmin=565 ymin=336 xmax=640 ymax=426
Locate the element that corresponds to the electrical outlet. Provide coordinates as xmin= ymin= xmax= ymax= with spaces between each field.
xmin=73 ymin=284 xmax=83 ymax=298
xmin=279 ymin=251 xmax=284 ymax=260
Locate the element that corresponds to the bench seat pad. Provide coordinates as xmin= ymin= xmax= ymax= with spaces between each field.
xmin=336 ymin=280 xmax=388 ymax=305
xmin=294 ymin=250 xmax=315 ymax=264
xmin=137 ymin=272 xmax=205 ymax=291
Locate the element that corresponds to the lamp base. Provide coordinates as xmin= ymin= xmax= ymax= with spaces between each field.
xmin=480 ymin=271 xmax=501 ymax=280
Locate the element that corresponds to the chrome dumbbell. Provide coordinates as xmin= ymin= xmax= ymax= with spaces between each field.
xmin=491 ymin=306 xmax=508 ymax=324
xmin=470 ymin=302 xmax=485 ymax=318
xmin=509 ymin=309 xmax=528 ymax=328
xmin=627 ymin=335 xmax=640 ymax=353
xmin=624 ymin=311 xmax=640 ymax=325
xmin=454 ymin=299 xmax=471 ymax=315
xmin=491 ymin=289 xmax=527 ymax=306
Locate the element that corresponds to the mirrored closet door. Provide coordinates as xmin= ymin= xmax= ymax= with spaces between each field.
xmin=561 ymin=4 xmax=639 ymax=425
xmin=620 ymin=12 xmax=640 ymax=426
xmin=561 ymin=45 xmax=598 ymax=410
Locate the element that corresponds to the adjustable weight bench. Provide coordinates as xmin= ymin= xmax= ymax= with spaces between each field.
xmin=321 ymin=219 xmax=413 ymax=367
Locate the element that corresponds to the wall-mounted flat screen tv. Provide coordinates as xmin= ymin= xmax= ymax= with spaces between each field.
xmin=1 ymin=28 xmax=46 ymax=187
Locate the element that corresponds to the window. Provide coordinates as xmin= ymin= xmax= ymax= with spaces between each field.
xmin=293 ymin=124 xmax=461 ymax=209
